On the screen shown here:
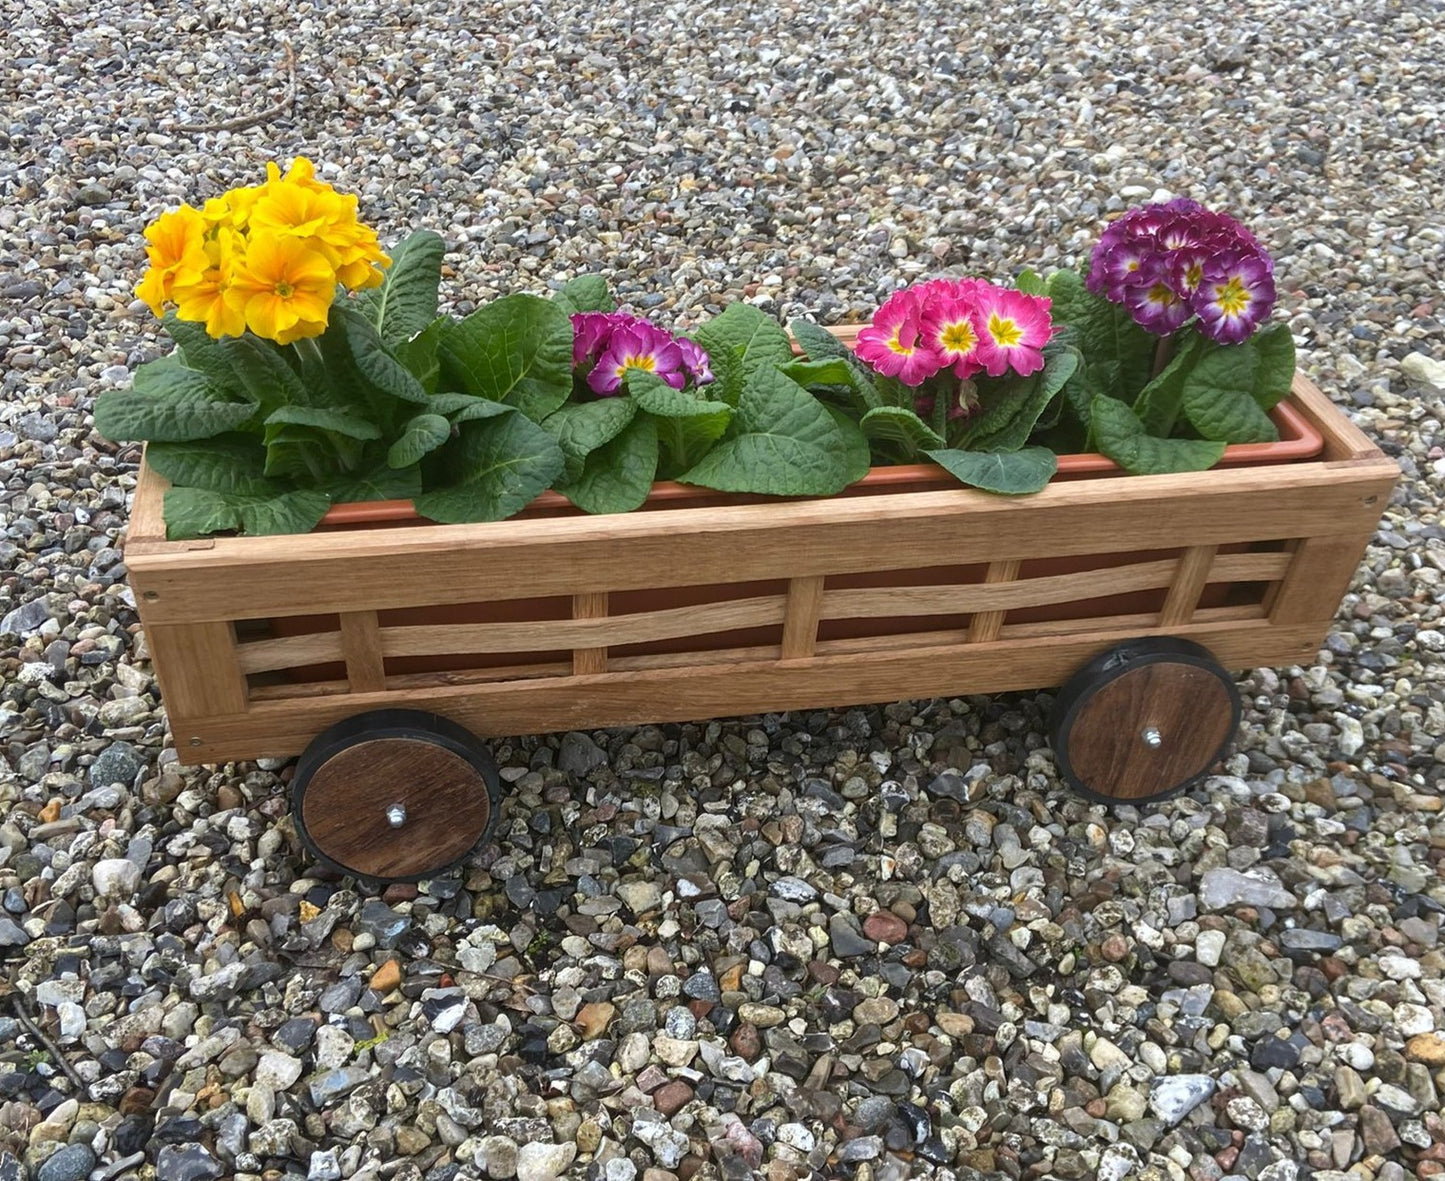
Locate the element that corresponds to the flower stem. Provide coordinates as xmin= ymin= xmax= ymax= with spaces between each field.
xmin=1151 ymin=334 xmax=1176 ymax=380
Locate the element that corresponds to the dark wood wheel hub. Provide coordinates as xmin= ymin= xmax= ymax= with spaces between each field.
xmin=291 ymin=711 xmax=500 ymax=882
xmin=1051 ymin=638 xmax=1241 ymax=805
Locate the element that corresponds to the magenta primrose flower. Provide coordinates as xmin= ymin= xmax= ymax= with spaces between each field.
xmin=571 ymin=312 xmax=714 ymax=395
xmin=1086 ymin=199 xmax=1276 ymax=343
xmin=855 ymin=278 xmax=1053 ymax=387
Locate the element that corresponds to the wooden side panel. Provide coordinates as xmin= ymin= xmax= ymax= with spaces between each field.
xmin=173 ymin=618 xmax=1327 ymax=763
xmin=128 ymin=460 xmax=1396 ymax=625
xmin=1289 ymin=373 xmax=1386 ymax=462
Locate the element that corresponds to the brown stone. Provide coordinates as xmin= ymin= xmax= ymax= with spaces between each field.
xmin=38 ymin=799 xmax=60 ymax=824
xmin=653 ymin=1081 xmax=693 ymax=1117
xmin=576 ymin=1001 xmax=615 ymax=1040
xmin=369 ymin=959 xmax=402 ymax=994
xmin=331 ymin=927 xmax=353 ymax=954
xmin=119 ymin=1087 xmax=155 ymax=1115
xmin=807 ymin=961 xmax=839 ymax=985
xmin=863 ymin=910 xmax=909 ymax=944
xmin=730 ymin=1023 xmax=762 ymax=1060
xmin=719 ymin=962 xmax=745 ymax=992
xmin=1358 ymin=1105 xmax=1400 ymax=1155
xmin=1405 ymin=1033 xmax=1445 ymax=1065
xmin=1101 ymin=933 xmax=1131 ymax=962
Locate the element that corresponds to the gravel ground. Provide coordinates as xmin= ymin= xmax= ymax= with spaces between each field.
xmin=2 ymin=1 xmax=1444 ymax=1179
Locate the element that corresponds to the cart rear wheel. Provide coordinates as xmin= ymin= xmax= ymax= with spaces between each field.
xmin=1051 ymin=638 xmax=1241 ymax=806
xmin=291 ymin=710 xmax=501 ymax=883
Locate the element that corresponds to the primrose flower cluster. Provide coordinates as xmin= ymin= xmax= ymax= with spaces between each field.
xmin=1086 ymin=198 xmax=1276 ymax=344
xmin=855 ymin=278 xmax=1054 ymax=387
xmin=572 ymin=312 xmax=714 ymax=395
xmin=135 ymin=158 xmax=390 ymax=345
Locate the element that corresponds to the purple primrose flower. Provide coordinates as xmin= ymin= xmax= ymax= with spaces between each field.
xmin=1086 ymin=200 xmax=1276 ymax=343
xmin=571 ymin=311 xmax=714 ymax=396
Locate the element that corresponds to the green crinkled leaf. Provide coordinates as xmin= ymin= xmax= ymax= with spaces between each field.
xmin=161 ymin=315 xmax=241 ymax=392
xmin=265 ymin=405 xmax=382 ymax=440
xmin=1047 ymin=268 xmax=1157 ymax=402
xmin=541 ymin=398 xmax=638 ymax=483
xmin=146 ymin=434 xmax=272 ymax=495
xmin=218 ymin=333 xmax=314 ymax=415
xmin=1091 ymin=395 xmax=1227 ymax=474
xmin=261 ymin=423 xmax=363 ymax=483
xmin=413 ymin=411 xmax=566 ymax=524
xmin=860 ymin=406 xmax=945 ymax=461
xmin=788 ymin=319 xmax=852 ymax=361
xmin=352 ymin=229 xmax=446 ymax=347
xmin=163 ymin=486 xmax=330 ymax=539
xmin=388 ymin=413 xmax=452 ymax=469
xmin=781 ymin=358 xmax=856 ymax=386
xmin=679 ymin=367 xmax=867 ymax=496
xmin=693 ymin=304 xmax=794 ymax=380
xmin=1251 ymin=323 xmax=1296 ymax=410
xmin=393 ymin=318 xmax=444 ymax=392
xmin=1132 ymin=330 xmax=1204 ymax=437
xmin=439 ymin=293 xmax=574 ymax=422
xmin=325 ymin=464 xmax=423 ymax=504
xmin=960 ymin=348 xmax=1079 ymax=452
xmin=557 ymin=415 xmax=660 ymax=515
xmin=552 ymin=275 xmax=614 ymax=315
xmin=923 ymin=447 xmax=1058 ymax=495
xmin=1015 ymin=269 xmax=1047 ymax=296
xmin=339 ymin=308 xmax=428 ymax=404
xmin=425 ymin=392 xmax=513 ymax=423
xmin=1180 ymin=342 xmax=1279 ymax=443
xmin=628 ymin=373 xmax=734 ymax=476
xmin=94 ymin=360 xmax=258 ymax=442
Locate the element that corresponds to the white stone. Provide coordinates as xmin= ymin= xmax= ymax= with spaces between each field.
xmin=1394 ymin=1003 xmax=1435 ymax=1036
xmin=1198 ymin=867 xmax=1297 ymax=910
xmin=777 ymin=1123 xmax=816 ymax=1151
xmin=255 ymin=1052 xmax=304 ymax=1090
xmin=1196 ymin=929 xmax=1226 ymax=967
xmin=91 ymin=858 xmax=141 ymax=898
xmin=1401 ymin=352 xmax=1445 ymax=394
xmin=1149 ymin=1074 xmax=1216 ymax=1125
xmin=515 ymin=1142 xmax=576 ymax=1181
xmin=1380 ymin=953 xmax=1422 ymax=980
xmin=314 ymin=1025 xmax=355 ymax=1070
xmin=1090 ymin=1036 xmax=1132 ymax=1072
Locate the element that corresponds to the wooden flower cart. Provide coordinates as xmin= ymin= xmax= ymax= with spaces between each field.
xmin=121 ymin=334 xmax=1397 ymax=882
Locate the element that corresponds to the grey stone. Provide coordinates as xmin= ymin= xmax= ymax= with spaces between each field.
xmin=557 ymin=731 xmax=608 ymax=776
xmin=1198 ymin=868 xmax=1298 ymax=910
xmin=36 ymin=1145 xmax=98 ymax=1181
xmin=88 ymin=741 xmax=144 ymax=788
xmin=1148 ymin=1074 xmax=1216 ymax=1125
xmin=155 ymin=1144 xmax=224 ymax=1181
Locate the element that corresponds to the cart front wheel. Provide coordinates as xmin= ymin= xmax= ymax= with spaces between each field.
xmin=291 ymin=710 xmax=501 ymax=883
xmin=1051 ymin=638 xmax=1241 ymax=806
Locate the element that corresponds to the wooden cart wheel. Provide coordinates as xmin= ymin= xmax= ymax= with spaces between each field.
xmin=290 ymin=710 xmax=501 ymax=883
xmin=1050 ymin=638 xmax=1241 ymax=806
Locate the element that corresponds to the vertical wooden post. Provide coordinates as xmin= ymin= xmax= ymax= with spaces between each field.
xmin=968 ymin=560 xmax=1021 ymax=643
xmin=572 ymin=592 xmax=609 ymax=674
xmin=1269 ymin=535 xmax=1372 ymax=629
xmin=1159 ymin=545 xmax=1217 ymax=628
xmin=340 ymin=610 xmax=386 ymax=693
xmin=144 ymin=622 xmax=248 ymax=752
xmin=781 ymin=576 xmax=826 ymax=660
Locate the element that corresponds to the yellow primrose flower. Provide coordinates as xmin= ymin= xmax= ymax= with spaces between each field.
xmin=230 ymin=232 xmax=337 ymax=343
xmin=265 ymin=156 xmax=333 ymax=195
xmin=134 ymin=205 xmax=209 ymax=316
xmin=202 ymin=184 xmax=263 ymax=231
xmin=172 ymin=228 xmax=246 ymax=338
xmin=250 ymin=180 xmax=350 ymax=249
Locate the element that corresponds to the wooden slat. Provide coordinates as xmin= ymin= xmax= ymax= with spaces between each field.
xmin=379 ymin=595 xmax=787 ymax=658
xmin=572 ymin=592 xmax=609 ymax=675
xmin=1269 ymin=534 xmax=1376 ymax=628
xmin=169 ymin=618 xmax=1327 ymax=762
xmin=237 ymin=631 xmax=345 ymax=674
xmin=781 ymin=576 xmax=826 ymax=659
xmin=822 ymin=558 xmax=1181 ymax=621
xmin=125 ymin=456 xmax=1397 ymax=625
xmin=968 ymin=560 xmax=1021 ymax=643
xmin=340 ymin=611 xmax=386 ymax=692
xmin=1209 ymin=551 xmax=1292 ymax=582
xmin=1159 ymin=545 xmax=1218 ymax=628
xmin=144 ymin=622 xmax=248 ymax=732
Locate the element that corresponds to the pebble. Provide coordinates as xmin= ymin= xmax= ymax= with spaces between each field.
xmin=515 ymin=1141 xmax=576 ymax=1181
xmin=0 ymin=6 xmax=1441 ymax=1181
